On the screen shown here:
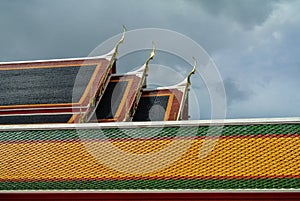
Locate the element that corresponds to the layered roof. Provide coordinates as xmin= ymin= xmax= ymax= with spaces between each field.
xmin=0 ymin=26 xmax=196 ymax=125
xmin=0 ymin=27 xmax=299 ymax=195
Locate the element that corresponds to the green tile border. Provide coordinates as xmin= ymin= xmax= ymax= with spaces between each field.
xmin=0 ymin=124 xmax=299 ymax=142
xmin=1 ymin=178 xmax=300 ymax=190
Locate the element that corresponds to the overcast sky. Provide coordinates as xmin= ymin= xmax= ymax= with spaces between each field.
xmin=0 ymin=0 xmax=299 ymax=119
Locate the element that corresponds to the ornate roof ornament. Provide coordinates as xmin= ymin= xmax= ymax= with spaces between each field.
xmin=187 ymin=57 xmax=197 ymax=87
xmin=111 ymin=25 xmax=126 ymax=61
xmin=145 ymin=42 xmax=156 ymax=74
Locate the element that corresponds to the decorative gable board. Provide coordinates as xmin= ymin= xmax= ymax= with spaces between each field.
xmin=91 ymin=72 xmax=145 ymax=122
xmin=133 ymin=88 xmax=185 ymax=121
xmin=0 ymin=56 xmax=113 ymax=124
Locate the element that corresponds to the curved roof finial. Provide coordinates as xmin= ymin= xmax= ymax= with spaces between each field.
xmin=145 ymin=42 xmax=156 ymax=73
xmin=112 ymin=25 xmax=126 ymax=59
xmin=187 ymin=57 xmax=197 ymax=86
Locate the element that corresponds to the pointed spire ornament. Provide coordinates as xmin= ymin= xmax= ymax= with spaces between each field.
xmin=112 ymin=25 xmax=126 ymax=61
xmin=187 ymin=57 xmax=197 ymax=87
xmin=145 ymin=42 xmax=156 ymax=74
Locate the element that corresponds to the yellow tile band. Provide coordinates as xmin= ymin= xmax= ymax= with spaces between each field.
xmin=1 ymin=136 xmax=299 ymax=181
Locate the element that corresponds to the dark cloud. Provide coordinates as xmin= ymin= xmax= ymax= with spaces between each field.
xmin=0 ymin=0 xmax=299 ymax=119
xmin=0 ymin=0 xmax=281 ymax=60
xmin=191 ymin=0 xmax=281 ymax=29
xmin=224 ymin=78 xmax=253 ymax=106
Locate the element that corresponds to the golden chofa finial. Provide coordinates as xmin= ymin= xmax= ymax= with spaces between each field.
xmin=187 ymin=57 xmax=197 ymax=86
xmin=112 ymin=25 xmax=126 ymax=59
xmin=145 ymin=42 xmax=156 ymax=73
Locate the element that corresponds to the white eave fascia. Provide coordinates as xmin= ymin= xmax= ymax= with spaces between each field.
xmin=143 ymin=77 xmax=188 ymax=93
xmin=125 ymin=64 xmax=146 ymax=77
xmin=0 ymin=105 xmax=87 ymax=112
xmin=111 ymin=64 xmax=146 ymax=78
xmin=0 ymin=117 xmax=299 ymax=131
xmin=0 ymin=49 xmax=115 ymax=65
xmin=2 ymin=189 xmax=300 ymax=193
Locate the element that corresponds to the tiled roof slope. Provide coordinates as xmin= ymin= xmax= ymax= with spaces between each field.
xmin=0 ymin=118 xmax=299 ymax=190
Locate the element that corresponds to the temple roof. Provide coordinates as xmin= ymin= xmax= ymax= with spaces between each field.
xmin=0 ymin=118 xmax=299 ymax=190
xmin=0 ymin=35 xmax=194 ymax=125
xmin=1 ymin=27 xmax=299 ymax=193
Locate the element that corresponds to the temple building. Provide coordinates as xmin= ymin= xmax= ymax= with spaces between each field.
xmin=0 ymin=27 xmax=299 ymax=194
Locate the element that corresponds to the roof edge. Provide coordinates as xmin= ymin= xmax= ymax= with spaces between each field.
xmin=0 ymin=117 xmax=299 ymax=131
xmin=0 ymin=54 xmax=113 ymax=65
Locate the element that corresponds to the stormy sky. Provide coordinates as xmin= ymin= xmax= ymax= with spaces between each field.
xmin=0 ymin=0 xmax=299 ymax=119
